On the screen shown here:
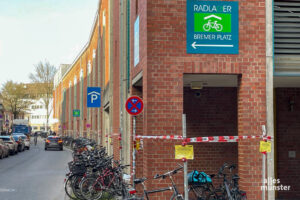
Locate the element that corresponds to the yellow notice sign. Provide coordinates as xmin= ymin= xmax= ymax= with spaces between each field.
xmin=135 ymin=139 xmax=140 ymax=151
xmin=260 ymin=141 xmax=271 ymax=153
xmin=175 ymin=145 xmax=194 ymax=160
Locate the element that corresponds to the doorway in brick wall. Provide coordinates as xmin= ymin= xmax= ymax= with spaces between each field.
xmin=274 ymin=83 xmax=300 ymax=199
xmin=183 ymin=74 xmax=239 ymax=181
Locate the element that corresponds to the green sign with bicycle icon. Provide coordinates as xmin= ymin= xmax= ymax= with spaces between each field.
xmin=187 ymin=1 xmax=239 ymax=54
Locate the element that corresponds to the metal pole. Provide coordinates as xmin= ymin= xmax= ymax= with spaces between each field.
xmin=182 ymin=114 xmax=188 ymax=200
xmin=119 ymin=0 xmax=124 ymax=162
xmin=133 ymin=116 xmax=136 ymax=188
xmin=265 ymin=1 xmax=275 ymax=199
xmin=262 ymin=125 xmax=266 ymax=200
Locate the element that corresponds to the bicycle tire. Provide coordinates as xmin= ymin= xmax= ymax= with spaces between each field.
xmin=110 ymin=175 xmax=123 ymax=196
xmin=64 ymin=175 xmax=78 ymax=200
xmin=189 ymin=184 xmax=208 ymax=200
xmin=79 ymin=177 xmax=103 ymax=200
xmin=72 ymin=175 xmax=86 ymax=200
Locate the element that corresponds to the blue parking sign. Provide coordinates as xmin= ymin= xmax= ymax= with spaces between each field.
xmin=87 ymin=87 xmax=101 ymax=107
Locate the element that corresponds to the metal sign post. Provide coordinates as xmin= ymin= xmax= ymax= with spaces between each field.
xmin=262 ymin=125 xmax=266 ymax=200
xmin=133 ymin=116 xmax=136 ymax=188
xmin=125 ymin=96 xmax=143 ymax=188
xmin=182 ymin=114 xmax=188 ymax=200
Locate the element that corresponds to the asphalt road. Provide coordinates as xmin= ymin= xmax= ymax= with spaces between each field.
xmin=0 ymin=137 xmax=72 ymax=200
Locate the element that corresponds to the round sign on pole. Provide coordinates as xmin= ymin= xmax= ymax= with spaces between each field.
xmin=125 ymin=96 xmax=144 ymax=115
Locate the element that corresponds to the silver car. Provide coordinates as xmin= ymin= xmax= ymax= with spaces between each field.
xmin=0 ymin=139 xmax=9 ymax=158
xmin=0 ymin=136 xmax=18 ymax=155
xmin=13 ymin=134 xmax=30 ymax=150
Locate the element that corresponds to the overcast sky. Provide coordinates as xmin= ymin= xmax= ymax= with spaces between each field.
xmin=0 ymin=0 xmax=98 ymax=87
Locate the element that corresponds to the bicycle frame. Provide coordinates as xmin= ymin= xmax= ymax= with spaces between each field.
xmin=93 ymin=167 xmax=116 ymax=191
xmin=140 ymin=174 xmax=182 ymax=200
xmin=224 ymin=181 xmax=233 ymax=200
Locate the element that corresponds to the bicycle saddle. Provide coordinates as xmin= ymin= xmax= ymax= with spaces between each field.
xmin=134 ymin=177 xmax=147 ymax=185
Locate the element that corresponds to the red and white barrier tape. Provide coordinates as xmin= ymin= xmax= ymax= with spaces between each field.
xmin=135 ymin=135 xmax=272 ymax=142
xmin=186 ymin=135 xmax=272 ymax=143
xmin=135 ymin=135 xmax=184 ymax=140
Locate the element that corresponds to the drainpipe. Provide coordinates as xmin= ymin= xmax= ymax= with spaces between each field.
xmin=266 ymin=0 xmax=275 ymax=200
xmin=127 ymin=0 xmax=130 ymax=92
xmin=120 ymin=0 xmax=124 ymax=161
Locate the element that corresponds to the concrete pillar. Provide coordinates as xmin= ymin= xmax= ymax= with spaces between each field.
xmin=266 ymin=0 xmax=275 ymax=199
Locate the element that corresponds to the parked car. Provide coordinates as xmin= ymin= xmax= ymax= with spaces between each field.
xmin=12 ymin=135 xmax=25 ymax=152
xmin=12 ymin=133 xmax=30 ymax=150
xmin=0 ymin=136 xmax=18 ymax=155
xmin=18 ymin=134 xmax=30 ymax=150
xmin=0 ymin=139 xmax=9 ymax=158
xmin=45 ymin=136 xmax=63 ymax=151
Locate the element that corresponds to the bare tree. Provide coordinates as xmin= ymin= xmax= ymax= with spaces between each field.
xmin=0 ymin=81 xmax=32 ymax=119
xmin=29 ymin=60 xmax=56 ymax=132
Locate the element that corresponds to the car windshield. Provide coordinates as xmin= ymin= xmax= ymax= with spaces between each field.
xmin=48 ymin=137 xmax=60 ymax=141
xmin=12 ymin=136 xmax=19 ymax=141
xmin=20 ymin=136 xmax=27 ymax=139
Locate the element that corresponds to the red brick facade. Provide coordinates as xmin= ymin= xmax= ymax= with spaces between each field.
xmin=132 ymin=0 xmax=266 ymax=199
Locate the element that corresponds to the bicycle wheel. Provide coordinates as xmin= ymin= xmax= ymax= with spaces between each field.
xmin=80 ymin=177 xmax=103 ymax=200
xmin=189 ymin=184 xmax=207 ymax=200
xmin=72 ymin=175 xmax=85 ymax=200
xmin=64 ymin=175 xmax=77 ymax=200
xmin=110 ymin=175 xmax=122 ymax=196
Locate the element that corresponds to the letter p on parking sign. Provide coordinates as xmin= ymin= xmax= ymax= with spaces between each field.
xmin=87 ymin=87 xmax=101 ymax=107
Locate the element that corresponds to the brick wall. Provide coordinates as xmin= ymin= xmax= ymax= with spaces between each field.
xmin=184 ymin=87 xmax=238 ymax=175
xmin=276 ymin=88 xmax=300 ymax=199
xmin=132 ymin=0 xmax=267 ymax=199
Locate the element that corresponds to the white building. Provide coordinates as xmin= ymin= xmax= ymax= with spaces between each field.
xmin=27 ymin=98 xmax=57 ymax=132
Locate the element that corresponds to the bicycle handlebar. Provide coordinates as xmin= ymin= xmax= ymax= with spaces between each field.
xmin=218 ymin=163 xmax=237 ymax=177
xmin=154 ymin=165 xmax=183 ymax=179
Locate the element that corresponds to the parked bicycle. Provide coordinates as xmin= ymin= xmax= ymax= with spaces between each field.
xmin=64 ymin=139 xmax=129 ymax=200
xmin=126 ymin=164 xmax=184 ymax=200
xmin=217 ymin=163 xmax=247 ymax=200
xmin=188 ymin=163 xmax=247 ymax=200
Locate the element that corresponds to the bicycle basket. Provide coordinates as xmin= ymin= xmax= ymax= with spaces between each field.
xmin=69 ymin=163 xmax=86 ymax=174
xmin=188 ymin=170 xmax=212 ymax=184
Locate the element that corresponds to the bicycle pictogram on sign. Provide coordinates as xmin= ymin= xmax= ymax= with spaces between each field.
xmin=125 ymin=96 xmax=144 ymax=115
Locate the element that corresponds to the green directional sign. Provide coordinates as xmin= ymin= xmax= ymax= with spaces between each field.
xmin=187 ymin=1 xmax=239 ymax=54
xmin=73 ymin=110 xmax=80 ymax=117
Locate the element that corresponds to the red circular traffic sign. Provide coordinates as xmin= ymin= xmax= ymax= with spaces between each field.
xmin=125 ymin=96 xmax=144 ymax=115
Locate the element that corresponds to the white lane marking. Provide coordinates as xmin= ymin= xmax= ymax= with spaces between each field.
xmin=0 ymin=188 xmax=16 ymax=192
